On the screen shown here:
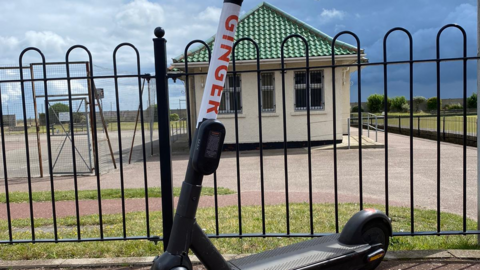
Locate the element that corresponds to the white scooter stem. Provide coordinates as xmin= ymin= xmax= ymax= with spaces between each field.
xmin=196 ymin=0 xmax=243 ymax=127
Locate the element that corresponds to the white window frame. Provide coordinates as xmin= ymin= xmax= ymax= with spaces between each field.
xmin=219 ymin=74 xmax=242 ymax=114
xmin=294 ymin=70 xmax=324 ymax=111
xmin=260 ymin=72 xmax=275 ymax=113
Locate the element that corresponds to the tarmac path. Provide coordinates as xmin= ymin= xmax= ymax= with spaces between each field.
xmin=0 ymin=128 xmax=477 ymax=222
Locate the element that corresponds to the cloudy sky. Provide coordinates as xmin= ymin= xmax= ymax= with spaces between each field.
xmin=0 ymin=0 xmax=477 ymax=112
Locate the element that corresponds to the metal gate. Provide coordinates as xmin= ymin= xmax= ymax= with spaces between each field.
xmin=47 ymin=98 xmax=93 ymax=174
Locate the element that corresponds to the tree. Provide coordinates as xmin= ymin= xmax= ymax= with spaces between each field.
xmin=351 ymin=105 xmax=364 ymax=113
xmin=412 ymin=96 xmax=426 ymax=112
xmin=72 ymin=112 xmax=86 ymax=123
xmin=467 ymin=92 xmax=477 ymax=109
xmin=446 ymin=103 xmax=463 ymax=110
xmin=366 ymin=94 xmax=383 ymax=113
xmin=170 ymin=113 xmax=179 ymax=121
xmin=381 ymin=96 xmax=392 ymax=113
xmin=48 ymin=103 xmax=69 ymax=124
xmin=426 ymin=97 xmax=441 ymax=111
xmin=366 ymin=94 xmax=391 ymax=113
xmin=39 ymin=113 xmax=46 ymax=126
xmin=391 ymin=96 xmax=407 ymax=112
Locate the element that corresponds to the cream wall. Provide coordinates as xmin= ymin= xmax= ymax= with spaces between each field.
xmin=188 ymin=61 xmax=353 ymax=145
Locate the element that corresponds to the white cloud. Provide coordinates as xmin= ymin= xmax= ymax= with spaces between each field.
xmin=0 ymin=83 xmax=22 ymax=104
xmin=196 ymin=6 xmax=222 ymax=23
xmin=24 ymin=31 xmax=75 ymax=55
xmin=0 ymin=36 xmax=19 ymax=51
xmin=115 ymin=0 xmax=165 ymax=32
xmin=319 ymin=8 xmax=346 ymax=23
xmin=0 ymin=0 xmax=222 ymax=110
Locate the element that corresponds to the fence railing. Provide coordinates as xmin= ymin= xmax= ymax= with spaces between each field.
xmin=0 ymin=24 xmax=479 ymax=253
xmin=351 ymin=113 xmax=478 ymax=138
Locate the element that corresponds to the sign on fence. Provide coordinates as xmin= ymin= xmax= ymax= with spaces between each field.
xmin=96 ymin=88 xmax=104 ymax=99
xmin=59 ymin=112 xmax=70 ymax=122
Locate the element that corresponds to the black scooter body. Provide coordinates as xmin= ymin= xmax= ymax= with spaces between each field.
xmin=152 ymin=120 xmax=392 ymax=270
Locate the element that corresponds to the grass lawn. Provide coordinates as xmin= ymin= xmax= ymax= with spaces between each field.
xmin=354 ymin=114 xmax=477 ymax=135
xmin=385 ymin=115 xmax=477 ymax=134
xmin=0 ymin=203 xmax=477 ymax=260
xmin=0 ymin=187 xmax=234 ymax=203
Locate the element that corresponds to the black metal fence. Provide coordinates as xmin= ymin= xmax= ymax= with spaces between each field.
xmin=0 ymin=24 xmax=479 ymax=252
xmin=351 ymin=113 xmax=477 ymax=138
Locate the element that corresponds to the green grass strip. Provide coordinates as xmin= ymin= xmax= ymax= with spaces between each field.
xmin=0 ymin=203 xmax=477 ymax=260
xmin=0 ymin=187 xmax=234 ymax=203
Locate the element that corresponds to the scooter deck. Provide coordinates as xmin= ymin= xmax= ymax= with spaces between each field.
xmin=228 ymin=234 xmax=369 ymax=270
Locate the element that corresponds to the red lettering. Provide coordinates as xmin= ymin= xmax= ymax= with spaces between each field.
xmin=219 ymin=44 xmax=232 ymax=63
xmin=210 ymin=84 xmax=223 ymax=96
xmin=222 ymin=34 xmax=234 ymax=42
xmin=207 ymin=100 xmax=220 ymax=114
xmin=215 ymin=65 xmax=227 ymax=81
xmin=225 ymin=15 xmax=238 ymax=32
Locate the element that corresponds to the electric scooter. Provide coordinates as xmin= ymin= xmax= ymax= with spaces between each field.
xmin=152 ymin=0 xmax=391 ymax=268
xmin=151 ymin=120 xmax=391 ymax=270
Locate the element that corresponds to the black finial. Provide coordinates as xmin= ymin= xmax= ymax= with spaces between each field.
xmin=154 ymin=27 xmax=165 ymax=38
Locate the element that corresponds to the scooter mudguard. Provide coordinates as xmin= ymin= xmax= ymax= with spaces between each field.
xmin=338 ymin=208 xmax=392 ymax=245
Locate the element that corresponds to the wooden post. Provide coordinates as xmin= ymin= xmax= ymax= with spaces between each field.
xmin=30 ymin=64 xmax=43 ymax=177
xmin=86 ymin=64 xmax=117 ymax=171
xmin=128 ymin=79 xmax=146 ymax=164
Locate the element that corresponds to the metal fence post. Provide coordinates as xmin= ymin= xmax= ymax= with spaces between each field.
xmin=443 ymin=115 xmax=446 ymax=141
xmin=477 ymin=0 xmax=480 ymax=245
xmin=153 ymin=27 xmax=174 ymax=251
xmin=375 ymin=115 xmax=378 ymax=142
xmin=418 ymin=116 xmax=420 ymax=135
xmin=367 ymin=113 xmax=370 ymax=137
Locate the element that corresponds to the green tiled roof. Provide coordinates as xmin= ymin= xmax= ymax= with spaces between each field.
xmin=173 ymin=2 xmax=360 ymax=64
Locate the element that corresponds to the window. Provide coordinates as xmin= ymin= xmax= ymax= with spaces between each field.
xmin=219 ymin=74 xmax=242 ymax=114
xmin=261 ymin=72 xmax=275 ymax=112
xmin=294 ymin=70 xmax=324 ymax=111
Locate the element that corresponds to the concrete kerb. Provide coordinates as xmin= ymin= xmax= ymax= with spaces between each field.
xmin=1 ymin=250 xmax=480 ymax=269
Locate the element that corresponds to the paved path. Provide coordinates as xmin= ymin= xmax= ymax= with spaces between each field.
xmin=0 ymin=128 xmax=477 ymax=221
xmin=378 ymin=259 xmax=480 ymax=269
xmin=4 ymin=250 xmax=480 ymax=269
xmin=27 ymin=259 xmax=480 ymax=270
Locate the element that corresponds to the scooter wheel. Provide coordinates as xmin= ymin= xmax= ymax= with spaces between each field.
xmin=361 ymin=221 xmax=389 ymax=270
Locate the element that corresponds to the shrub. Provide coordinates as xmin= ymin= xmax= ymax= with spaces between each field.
xmin=170 ymin=113 xmax=179 ymax=121
xmin=447 ymin=103 xmax=463 ymax=110
xmin=367 ymin=94 xmax=383 ymax=113
xmin=467 ymin=93 xmax=477 ymax=109
xmin=391 ymin=96 xmax=407 ymax=112
xmin=413 ymin=96 xmax=426 ymax=112
xmin=381 ymin=96 xmax=392 ymax=112
xmin=427 ymin=97 xmax=441 ymax=111
xmin=401 ymin=103 xmax=410 ymax=113
xmin=351 ymin=105 xmax=364 ymax=113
